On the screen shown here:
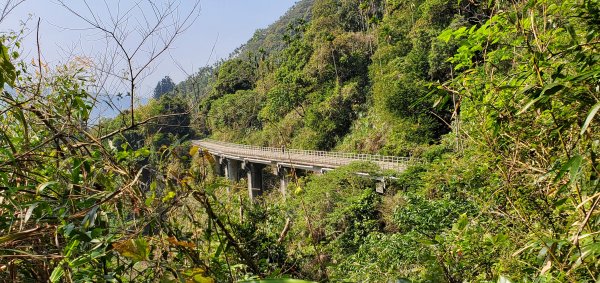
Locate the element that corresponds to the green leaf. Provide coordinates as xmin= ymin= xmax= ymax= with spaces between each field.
xmin=162 ymin=191 xmax=176 ymax=202
xmin=0 ymin=43 xmax=16 ymax=88
xmin=213 ymin=240 xmax=225 ymax=259
xmin=581 ymin=102 xmax=600 ymax=135
xmin=72 ymin=158 xmax=82 ymax=184
xmin=135 ymin=147 xmax=151 ymax=157
xmin=569 ymin=155 xmax=583 ymax=181
xmin=145 ymin=191 xmax=156 ymax=207
xmin=81 ymin=206 xmax=99 ymax=229
xmin=517 ymin=95 xmax=545 ymax=115
xmin=70 ymin=255 xmax=90 ymax=268
xmin=438 ymin=29 xmax=453 ymax=43
xmin=540 ymin=83 xmax=565 ymax=96
xmin=113 ymin=238 xmax=149 ymax=262
xmin=116 ymin=150 xmax=129 ymax=161
xmin=453 ymin=213 xmax=468 ymax=231
xmin=569 ymin=68 xmax=600 ymax=83
xmin=49 ymin=264 xmax=64 ymax=283
xmin=65 ymin=239 xmax=81 ymax=257
xmin=453 ymin=26 xmax=468 ymax=39
xmin=554 ymin=155 xmax=583 ymax=184
xmin=193 ymin=274 xmax=214 ymax=283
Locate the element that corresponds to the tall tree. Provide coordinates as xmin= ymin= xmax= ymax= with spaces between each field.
xmin=153 ymin=75 xmax=176 ymax=99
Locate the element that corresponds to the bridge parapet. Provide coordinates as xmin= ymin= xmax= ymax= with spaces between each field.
xmin=194 ymin=139 xmax=423 ymax=200
xmin=194 ymin=139 xmax=420 ymax=172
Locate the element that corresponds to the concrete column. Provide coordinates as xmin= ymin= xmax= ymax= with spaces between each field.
xmin=376 ymin=180 xmax=385 ymax=194
xmin=247 ymin=163 xmax=264 ymax=200
xmin=278 ymin=167 xmax=290 ymax=198
xmin=225 ymin=159 xmax=241 ymax=182
xmin=212 ymin=155 xmax=224 ymax=177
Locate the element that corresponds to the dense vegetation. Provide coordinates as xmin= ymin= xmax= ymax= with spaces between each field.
xmin=1 ymin=0 xmax=600 ymax=282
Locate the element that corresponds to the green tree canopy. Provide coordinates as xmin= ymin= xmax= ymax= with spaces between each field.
xmin=153 ymin=75 xmax=176 ymax=99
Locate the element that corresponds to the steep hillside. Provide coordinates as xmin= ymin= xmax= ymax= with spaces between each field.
xmin=232 ymin=0 xmax=314 ymax=59
xmin=187 ymin=0 xmax=474 ymax=156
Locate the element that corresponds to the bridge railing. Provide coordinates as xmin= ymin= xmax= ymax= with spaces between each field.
xmin=196 ymin=139 xmax=422 ymax=170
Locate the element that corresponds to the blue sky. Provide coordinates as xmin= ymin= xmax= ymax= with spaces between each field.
xmin=2 ymin=0 xmax=299 ymax=97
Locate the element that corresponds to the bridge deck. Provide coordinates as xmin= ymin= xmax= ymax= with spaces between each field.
xmin=193 ymin=139 xmax=415 ymax=172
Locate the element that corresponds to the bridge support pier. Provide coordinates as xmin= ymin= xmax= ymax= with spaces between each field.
xmin=247 ymin=163 xmax=264 ymax=200
xmin=376 ymin=179 xmax=385 ymax=194
xmin=277 ymin=167 xmax=291 ymax=198
xmin=225 ymin=159 xmax=241 ymax=182
xmin=212 ymin=155 xmax=224 ymax=177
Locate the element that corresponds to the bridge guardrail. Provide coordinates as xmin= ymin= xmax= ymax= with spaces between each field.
xmin=195 ymin=139 xmax=422 ymax=171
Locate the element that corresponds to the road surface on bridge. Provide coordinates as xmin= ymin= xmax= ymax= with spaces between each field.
xmin=193 ymin=139 xmax=416 ymax=172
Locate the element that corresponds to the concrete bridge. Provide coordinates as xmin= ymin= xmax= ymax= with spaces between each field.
xmin=193 ymin=139 xmax=416 ymax=200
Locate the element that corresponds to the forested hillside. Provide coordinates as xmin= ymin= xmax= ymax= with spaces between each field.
xmin=188 ymin=0 xmax=457 ymax=155
xmin=1 ymin=0 xmax=600 ymax=282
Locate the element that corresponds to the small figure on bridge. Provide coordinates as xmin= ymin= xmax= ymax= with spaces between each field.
xmin=281 ymin=145 xmax=286 ymax=153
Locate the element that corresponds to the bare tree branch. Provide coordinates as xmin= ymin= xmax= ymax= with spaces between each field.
xmin=0 ymin=0 xmax=25 ymax=24
xmin=56 ymin=0 xmax=200 ymax=126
